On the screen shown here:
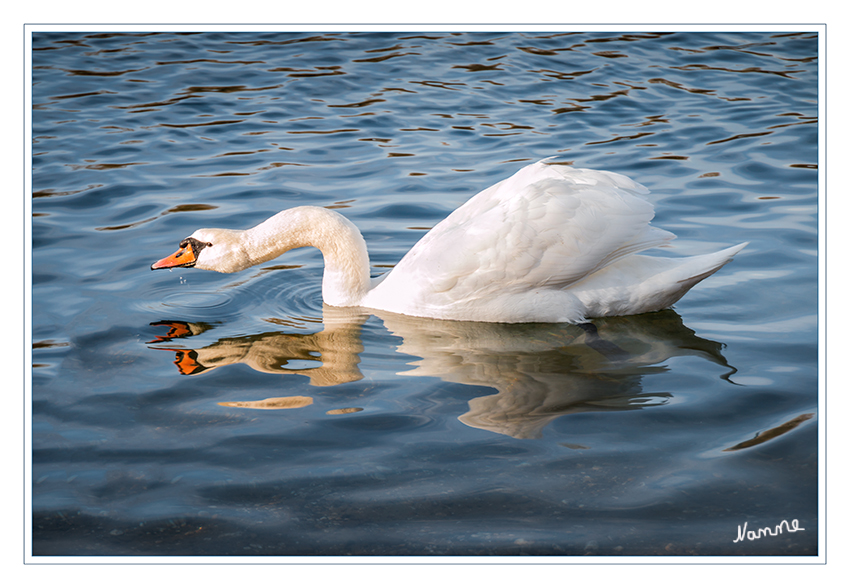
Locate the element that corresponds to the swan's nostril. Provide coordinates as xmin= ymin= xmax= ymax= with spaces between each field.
xmin=151 ymin=244 xmax=197 ymax=270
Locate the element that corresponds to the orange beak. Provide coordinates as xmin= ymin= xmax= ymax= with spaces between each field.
xmin=151 ymin=243 xmax=196 ymax=270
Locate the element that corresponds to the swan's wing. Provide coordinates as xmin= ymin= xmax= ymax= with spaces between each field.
xmin=380 ymin=161 xmax=674 ymax=305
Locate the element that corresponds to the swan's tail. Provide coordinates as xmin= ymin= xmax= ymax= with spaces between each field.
xmin=679 ymin=242 xmax=748 ymax=288
xmin=573 ymin=242 xmax=748 ymax=318
xmin=673 ymin=242 xmax=748 ymax=285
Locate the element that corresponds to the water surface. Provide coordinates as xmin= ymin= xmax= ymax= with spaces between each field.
xmin=30 ymin=30 xmax=819 ymax=557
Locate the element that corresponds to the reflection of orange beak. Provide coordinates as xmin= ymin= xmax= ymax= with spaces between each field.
xmin=169 ymin=349 xmax=206 ymax=375
xmin=151 ymin=244 xmax=196 ymax=270
xmin=148 ymin=321 xmax=193 ymax=343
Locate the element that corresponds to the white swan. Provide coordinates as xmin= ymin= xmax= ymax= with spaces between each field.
xmin=151 ymin=160 xmax=747 ymax=323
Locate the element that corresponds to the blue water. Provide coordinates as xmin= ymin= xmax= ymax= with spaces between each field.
xmin=30 ymin=30 xmax=819 ymax=557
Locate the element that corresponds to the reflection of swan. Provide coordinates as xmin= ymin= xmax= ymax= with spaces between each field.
xmin=151 ymin=160 xmax=746 ymax=323
xmin=150 ymin=308 xmax=735 ymax=438
xmin=376 ymin=310 xmax=733 ymax=438
xmin=149 ymin=313 xmax=367 ymax=386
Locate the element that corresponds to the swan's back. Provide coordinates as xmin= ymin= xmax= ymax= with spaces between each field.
xmin=363 ymin=161 xmax=683 ymax=322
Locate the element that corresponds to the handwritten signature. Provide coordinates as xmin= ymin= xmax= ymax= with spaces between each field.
xmin=734 ymin=519 xmax=805 ymax=543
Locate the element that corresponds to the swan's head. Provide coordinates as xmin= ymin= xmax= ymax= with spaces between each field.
xmin=151 ymin=228 xmax=251 ymax=273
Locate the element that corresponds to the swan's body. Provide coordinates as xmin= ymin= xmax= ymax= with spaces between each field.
xmin=152 ymin=160 xmax=747 ymax=323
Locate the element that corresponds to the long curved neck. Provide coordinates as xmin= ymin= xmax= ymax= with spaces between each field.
xmin=245 ymin=206 xmax=372 ymax=306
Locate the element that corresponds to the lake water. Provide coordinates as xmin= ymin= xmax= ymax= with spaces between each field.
xmin=28 ymin=29 xmax=820 ymax=559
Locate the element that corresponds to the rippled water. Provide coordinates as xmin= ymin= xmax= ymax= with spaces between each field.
xmin=29 ymin=29 xmax=820 ymax=558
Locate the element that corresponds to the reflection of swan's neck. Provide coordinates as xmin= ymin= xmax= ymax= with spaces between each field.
xmin=246 ymin=206 xmax=372 ymax=306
